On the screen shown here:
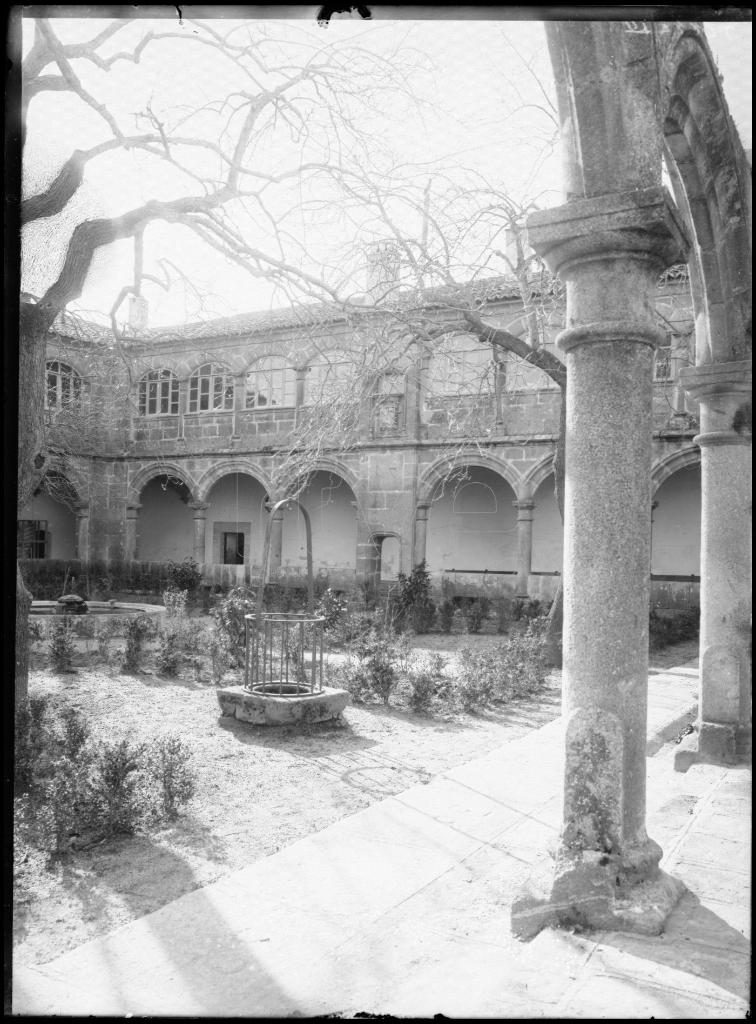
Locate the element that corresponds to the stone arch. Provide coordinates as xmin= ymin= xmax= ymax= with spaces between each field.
xmin=288 ymin=457 xmax=361 ymax=504
xmin=651 ymin=445 xmax=701 ymax=494
xmin=520 ymin=453 xmax=557 ymax=502
xmin=658 ymin=26 xmax=752 ymax=364
xmin=417 ymin=452 xmax=521 ymax=508
xmin=196 ymin=460 xmax=271 ymax=504
xmin=128 ymin=462 xmax=199 ymax=505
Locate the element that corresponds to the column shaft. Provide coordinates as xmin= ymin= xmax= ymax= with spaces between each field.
xmin=514 ymin=500 xmax=535 ymax=598
xmin=414 ymin=504 xmax=429 ymax=568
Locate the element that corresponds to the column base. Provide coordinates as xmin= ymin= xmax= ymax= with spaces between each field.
xmin=511 ymin=842 xmax=685 ymax=941
xmin=674 ymin=722 xmax=752 ymax=772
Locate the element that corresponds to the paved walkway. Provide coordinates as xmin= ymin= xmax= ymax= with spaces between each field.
xmin=12 ymin=665 xmax=751 ymax=1018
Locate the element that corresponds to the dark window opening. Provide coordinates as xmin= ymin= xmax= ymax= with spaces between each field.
xmin=223 ymin=532 xmax=245 ymax=565
xmin=18 ymin=520 xmax=47 ymax=559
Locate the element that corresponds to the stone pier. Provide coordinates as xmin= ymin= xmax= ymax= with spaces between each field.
xmin=513 ymin=187 xmax=690 ymax=937
xmin=514 ymin=499 xmax=535 ymax=598
xmin=675 ymin=361 xmax=752 ymax=769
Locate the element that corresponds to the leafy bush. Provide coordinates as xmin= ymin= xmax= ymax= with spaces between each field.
xmin=48 ymin=616 xmax=76 ymax=673
xmin=316 ymin=588 xmax=348 ymax=632
xmin=462 ymin=596 xmax=491 ymax=634
xmin=95 ymin=616 xmax=123 ymax=663
xmin=391 ymin=561 xmax=436 ymax=634
xmin=347 ymin=626 xmax=401 ymax=704
xmin=511 ymin=597 xmax=547 ymax=621
xmin=28 ymin=617 xmax=44 ymax=644
xmin=212 ymin=587 xmax=256 ymax=667
xmin=494 ymin=597 xmax=511 ymax=634
xmin=121 ymin=614 xmax=153 ymax=672
xmin=166 ymin=558 xmax=202 ymax=593
xmin=649 ymin=607 xmax=700 ymax=651
xmin=155 ymin=629 xmax=182 ymax=676
xmin=145 ymin=734 xmax=196 ymax=819
xmin=86 ymin=738 xmax=149 ymax=836
xmin=206 ymin=625 xmax=232 ymax=684
xmin=15 ymin=696 xmax=51 ymax=793
xmin=60 ymin=706 xmax=90 ymax=761
xmin=407 ymin=653 xmax=449 ymax=714
xmin=438 ymin=598 xmax=455 ymax=634
xmin=456 ymin=621 xmax=549 ymax=711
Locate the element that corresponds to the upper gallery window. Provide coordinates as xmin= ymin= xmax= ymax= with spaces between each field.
xmin=188 ymin=362 xmax=234 ymax=412
xmin=246 ymin=357 xmax=296 ymax=408
xmin=304 ymin=350 xmax=353 ymax=405
xmin=425 ymin=334 xmax=495 ymax=400
xmin=138 ymin=369 xmax=179 ymax=416
xmin=45 ymin=361 xmax=82 ymax=410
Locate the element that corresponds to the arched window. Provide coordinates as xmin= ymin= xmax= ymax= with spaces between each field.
xmin=138 ymin=369 xmax=179 ymax=416
xmin=246 ymin=356 xmax=296 ymax=408
xmin=304 ymin=350 xmax=352 ymax=405
xmin=426 ymin=334 xmax=494 ymax=399
xmin=188 ymin=362 xmax=234 ymax=412
xmin=45 ymin=361 xmax=82 ymax=410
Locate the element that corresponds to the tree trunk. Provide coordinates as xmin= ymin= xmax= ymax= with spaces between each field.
xmin=543 ymin=384 xmax=566 ymax=667
xmin=16 ymin=303 xmax=50 ymax=701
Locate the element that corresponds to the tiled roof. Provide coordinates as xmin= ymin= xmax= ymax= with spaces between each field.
xmin=46 ymin=266 xmax=688 ymax=347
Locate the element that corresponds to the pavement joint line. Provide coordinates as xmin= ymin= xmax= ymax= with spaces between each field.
xmin=660 ymin=767 xmax=730 ymax=870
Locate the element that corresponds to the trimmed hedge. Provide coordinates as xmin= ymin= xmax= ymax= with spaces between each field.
xmin=19 ymin=559 xmax=202 ymax=601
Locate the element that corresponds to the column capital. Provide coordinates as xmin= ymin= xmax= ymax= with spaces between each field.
xmin=679 ymin=360 xmax=752 ymax=402
xmin=415 ymin=502 xmax=430 ymax=520
xmin=188 ymin=501 xmax=210 ymax=517
xmin=527 ymin=187 xmax=690 ymax=278
xmin=125 ymin=503 xmax=142 ymax=518
xmin=73 ymin=502 xmax=90 ymax=518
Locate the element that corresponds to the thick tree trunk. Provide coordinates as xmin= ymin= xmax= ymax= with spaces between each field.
xmin=16 ymin=303 xmax=50 ymax=701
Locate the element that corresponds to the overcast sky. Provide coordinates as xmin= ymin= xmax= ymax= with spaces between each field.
xmin=21 ymin=15 xmax=752 ymax=329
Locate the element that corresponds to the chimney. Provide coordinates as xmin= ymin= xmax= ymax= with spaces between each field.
xmin=128 ymin=294 xmax=148 ymax=331
xmin=365 ymin=240 xmax=401 ymax=302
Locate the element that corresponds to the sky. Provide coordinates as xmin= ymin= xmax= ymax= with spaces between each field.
xmin=21 ymin=14 xmax=752 ymax=329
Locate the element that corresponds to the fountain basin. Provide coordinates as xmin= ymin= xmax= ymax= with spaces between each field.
xmin=217 ymin=684 xmax=349 ymax=726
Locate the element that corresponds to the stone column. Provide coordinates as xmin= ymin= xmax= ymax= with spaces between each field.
xmin=513 ymin=188 xmax=689 ymax=937
xmin=674 ymin=361 xmax=752 ymax=769
xmin=188 ymin=502 xmax=209 ymax=566
xmin=124 ymin=504 xmax=141 ymax=563
xmin=413 ymin=503 xmax=430 ymax=568
xmin=514 ymin=499 xmax=535 ymax=598
xmin=74 ymin=504 xmax=90 ymax=563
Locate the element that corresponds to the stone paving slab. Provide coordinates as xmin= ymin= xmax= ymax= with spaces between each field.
xmin=13 ymin=665 xmax=748 ymax=1019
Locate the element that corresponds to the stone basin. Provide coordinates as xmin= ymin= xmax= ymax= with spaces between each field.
xmin=217 ymin=684 xmax=350 ymax=726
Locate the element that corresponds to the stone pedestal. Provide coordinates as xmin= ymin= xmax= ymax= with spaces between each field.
xmin=124 ymin=504 xmax=141 ymax=562
xmin=188 ymin=502 xmax=209 ymax=566
xmin=414 ymin=503 xmax=429 ymax=568
xmin=674 ymin=361 xmax=752 ymax=770
xmin=513 ymin=187 xmax=690 ymax=938
xmin=514 ymin=500 xmax=535 ymax=598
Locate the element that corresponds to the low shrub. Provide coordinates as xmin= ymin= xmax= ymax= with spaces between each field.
xmin=28 ymin=618 xmax=44 ymax=644
xmin=155 ymin=629 xmax=182 ymax=676
xmin=406 ymin=652 xmax=449 ymax=714
xmin=494 ymin=596 xmax=511 ymax=634
xmin=165 ymin=558 xmax=202 ymax=594
xmin=213 ymin=587 xmax=256 ymax=667
xmin=145 ymin=734 xmax=196 ymax=820
xmin=121 ymin=614 xmax=153 ymax=672
xmin=438 ymin=598 xmax=455 ymax=634
xmin=462 ymin=596 xmax=491 ymax=634
xmin=15 ymin=695 xmax=51 ymax=793
xmin=511 ymin=597 xmax=547 ymax=621
xmin=86 ymin=738 xmax=149 ymax=836
xmin=206 ymin=625 xmax=233 ymax=684
xmin=347 ymin=626 xmax=401 ymax=705
xmin=649 ymin=607 xmax=700 ymax=651
xmin=316 ymin=588 xmax=348 ymax=633
xmin=48 ymin=616 xmax=76 ymax=673
xmin=455 ymin=621 xmax=549 ymax=711
xmin=95 ymin=617 xmax=123 ymax=663
xmin=391 ymin=562 xmax=436 ymax=634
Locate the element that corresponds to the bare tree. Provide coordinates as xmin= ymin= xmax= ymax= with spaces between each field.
xmin=17 ymin=15 xmax=426 ymax=697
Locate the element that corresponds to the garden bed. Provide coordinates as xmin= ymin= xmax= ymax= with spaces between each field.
xmin=14 ymin=625 xmax=563 ymax=969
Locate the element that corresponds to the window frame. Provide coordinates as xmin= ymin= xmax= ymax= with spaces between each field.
xmin=45 ymin=360 xmax=83 ymax=411
xmin=188 ymin=362 xmax=235 ymax=413
xmin=138 ymin=368 xmax=180 ymax=416
xmin=245 ymin=356 xmax=296 ymax=409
